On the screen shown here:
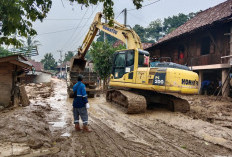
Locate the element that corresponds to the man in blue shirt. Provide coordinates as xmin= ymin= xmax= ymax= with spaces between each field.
xmin=73 ymin=75 xmax=91 ymax=132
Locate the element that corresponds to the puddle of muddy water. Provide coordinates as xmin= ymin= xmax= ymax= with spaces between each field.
xmin=49 ymin=121 xmax=67 ymax=128
xmin=61 ymin=132 xmax=71 ymax=137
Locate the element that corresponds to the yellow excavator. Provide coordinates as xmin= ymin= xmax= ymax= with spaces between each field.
xmin=70 ymin=12 xmax=199 ymax=114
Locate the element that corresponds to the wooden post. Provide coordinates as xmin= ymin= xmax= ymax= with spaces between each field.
xmin=230 ymin=24 xmax=232 ymax=60
xmin=222 ymin=69 xmax=230 ymax=97
xmin=198 ymin=71 xmax=203 ymax=94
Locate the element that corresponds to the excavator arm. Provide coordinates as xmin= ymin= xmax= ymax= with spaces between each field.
xmin=70 ymin=12 xmax=142 ymax=72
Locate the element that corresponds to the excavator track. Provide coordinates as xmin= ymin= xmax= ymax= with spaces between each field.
xmin=106 ymin=89 xmax=190 ymax=114
xmin=106 ymin=90 xmax=147 ymax=114
xmin=170 ymin=96 xmax=190 ymax=113
xmin=141 ymin=91 xmax=190 ymax=113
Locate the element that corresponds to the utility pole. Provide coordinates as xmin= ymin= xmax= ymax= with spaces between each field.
xmin=58 ymin=50 xmax=63 ymax=78
xmin=104 ymin=18 xmax=107 ymax=42
xmin=124 ymin=8 xmax=127 ymax=26
xmin=0 ymin=21 xmax=2 ymax=35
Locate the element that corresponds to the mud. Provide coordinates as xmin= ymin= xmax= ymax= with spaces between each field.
xmin=1 ymin=79 xmax=232 ymax=156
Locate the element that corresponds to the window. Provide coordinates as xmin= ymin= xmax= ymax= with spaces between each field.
xmin=201 ymin=37 xmax=211 ymax=55
xmin=138 ymin=53 xmax=149 ymax=67
xmin=126 ymin=51 xmax=134 ymax=66
xmin=113 ymin=52 xmax=126 ymax=78
xmin=114 ymin=53 xmax=126 ymax=67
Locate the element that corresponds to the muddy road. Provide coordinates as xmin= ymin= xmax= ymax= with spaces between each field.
xmin=1 ymin=79 xmax=232 ymax=156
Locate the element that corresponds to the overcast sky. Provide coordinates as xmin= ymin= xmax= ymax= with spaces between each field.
xmin=32 ymin=0 xmax=226 ymax=61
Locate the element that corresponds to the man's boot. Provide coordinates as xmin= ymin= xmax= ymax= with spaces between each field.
xmin=83 ymin=125 xmax=92 ymax=132
xmin=75 ymin=123 xmax=82 ymax=131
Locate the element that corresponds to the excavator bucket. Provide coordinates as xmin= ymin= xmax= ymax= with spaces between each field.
xmin=70 ymin=57 xmax=87 ymax=72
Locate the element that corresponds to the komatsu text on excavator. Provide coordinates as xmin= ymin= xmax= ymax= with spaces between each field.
xmin=70 ymin=12 xmax=199 ymax=114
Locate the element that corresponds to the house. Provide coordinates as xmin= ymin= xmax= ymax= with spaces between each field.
xmin=56 ymin=61 xmax=70 ymax=79
xmin=22 ymin=60 xmax=52 ymax=83
xmin=146 ymin=0 xmax=232 ymax=96
xmin=0 ymin=55 xmax=32 ymax=108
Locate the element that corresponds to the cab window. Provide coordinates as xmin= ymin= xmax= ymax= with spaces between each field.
xmin=126 ymin=51 xmax=134 ymax=66
xmin=115 ymin=53 xmax=126 ymax=67
xmin=138 ymin=53 xmax=149 ymax=67
xmin=113 ymin=52 xmax=126 ymax=78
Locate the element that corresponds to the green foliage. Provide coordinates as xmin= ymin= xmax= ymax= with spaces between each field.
xmin=85 ymin=51 xmax=92 ymax=61
xmin=163 ymin=13 xmax=195 ymax=34
xmin=69 ymin=0 xmax=143 ymax=25
xmin=0 ymin=0 xmax=52 ymax=46
xmin=145 ymin=19 xmax=163 ymax=42
xmin=0 ymin=47 xmax=12 ymax=57
xmin=41 ymin=53 xmax=57 ymax=70
xmin=89 ymin=41 xmax=125 ymax=80
xmin=0 ymin=0 xmax=143 ymax=46
xmin=64 ymin=51 xmax=74 ymax=62
xmin=133 ymin=24 xmax=154 ymax=43
xmin=97 ymin=31 xmax=118 ymax=44
xmin=23 ymin=36 xmax=41 ymax=57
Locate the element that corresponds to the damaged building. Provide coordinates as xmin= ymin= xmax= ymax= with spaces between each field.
xmin=0 ymin=55 xmax=32 ymax=109
xmin=22 ymin=59 xmax=52 ymax=84
xmin=146 ymin=0 xmax=232 ymax=97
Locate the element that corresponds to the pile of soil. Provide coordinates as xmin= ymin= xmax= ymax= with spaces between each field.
xmin=0 ymin=81 xmax=61 ymax=156
xmin=184 ymin=95 xmax=232 ymax=129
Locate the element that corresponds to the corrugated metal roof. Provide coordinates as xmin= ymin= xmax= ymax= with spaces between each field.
xmin=0 ymin=55 xmax=32 ymax=68
xmin=156 ymin=0 xmax=232 ymax=45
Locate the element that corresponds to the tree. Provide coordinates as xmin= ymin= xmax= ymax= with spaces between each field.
xmin=23 ymin=36 xmax=41 ymax=57
xmin=89 ymin=41 xmax=125 ymax=89
xmin=69 ymin=0 xmax=143 ymax=25
xmin=145 ymin=19 xmax=163 ymax=42
xmin=163 ymin=12 xmax=197 ymax=34
xmin=0 ymin=0 xmax=52 ymax=46
xmin=85 ymin=51 xmax=92 ymax=61
xmin=0 ymin=47 xmax=12 ymax=57
xmin=41 ymin=53 xmax=57 ymax=70
xmin=0 ymin=0 xmax=143 ymax=46
xmin=133 ymin=24 xmax=154 ymax=43
xmin=64 ymin=51 xmax=74 ymax=62
xmin=97 ymin=31 xmax=118 ymax=44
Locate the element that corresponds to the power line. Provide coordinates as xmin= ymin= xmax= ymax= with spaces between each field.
xmin=70 ymin=4 xmax=103 ymax=51
xmin=128 ymin=0 xmax=161 ymax=11
xmin=61 ymin=7 xmax=90 ymax=50
xmin=127 ymin=12 xmax=149 ymax=25
xmin=115 ymin=10 xmax=124 ymax=20
xmin=44 ymin=18 xmax=90 ymax=21
xmin=38 ymin=25 xmax=88 ymax=35
xmin=69 ymin=4 xmax=100 ymax=50
xmin=60 ymin=0 xmax=65 ymax=8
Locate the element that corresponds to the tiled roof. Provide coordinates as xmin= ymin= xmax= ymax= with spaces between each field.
xmin=57 ymin=61 xmax=70 ymax=68
xmin=156 ymin=0 xmax=232 ymax=45
xmin=28 ymin=60 xmax=44 ymax=71
xmin=113 ymin=40 xmax=154 ymax=49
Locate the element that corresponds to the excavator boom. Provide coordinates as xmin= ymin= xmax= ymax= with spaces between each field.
xmin=70 ymin=12 xmax=142 ymax=71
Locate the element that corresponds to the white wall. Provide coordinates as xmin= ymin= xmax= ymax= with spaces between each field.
xmin=34 ymin=72 xmax=51 ymax=83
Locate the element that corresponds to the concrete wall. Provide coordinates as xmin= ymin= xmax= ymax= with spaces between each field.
xmin=34 ymin=72 xmax=51 ymax=83
xmin=0 ymin=63 xmax=13 ymax=107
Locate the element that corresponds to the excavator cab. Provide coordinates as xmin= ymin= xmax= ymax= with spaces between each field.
xmin=111 ymin=49 xmax=149 ymax=81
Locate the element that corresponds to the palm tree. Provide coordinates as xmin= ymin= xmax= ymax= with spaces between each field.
xmin=24 ymin=36 xmax=41 ymax=58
